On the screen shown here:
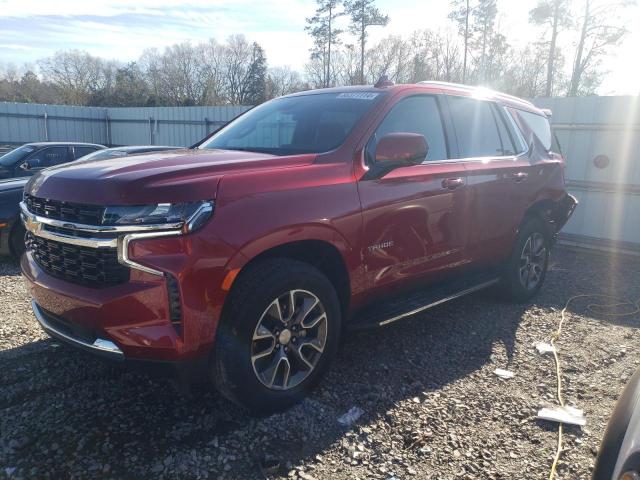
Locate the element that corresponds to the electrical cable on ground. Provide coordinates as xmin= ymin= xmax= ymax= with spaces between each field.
xmin=547 ymin=293 xmax=640 ymax=480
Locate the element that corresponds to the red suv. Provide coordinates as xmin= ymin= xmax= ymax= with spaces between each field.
xmin=21 ymin=82 xmax=576 ymax=412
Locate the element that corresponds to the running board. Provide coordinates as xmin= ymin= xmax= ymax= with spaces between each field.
xmin=349 ymin=273 xmax=500 ymax=330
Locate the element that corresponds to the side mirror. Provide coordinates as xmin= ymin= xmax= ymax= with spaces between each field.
xmin=369 ymin=133 xmax=428 ymax=178
xmin=19 ymin=161 xmax=31 ymax=171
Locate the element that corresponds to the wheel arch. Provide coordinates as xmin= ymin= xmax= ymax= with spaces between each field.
xmin=223 ymin=235 xmax=353 ymax=320
xmin=520 ymin=198 xmax=558 ymax=240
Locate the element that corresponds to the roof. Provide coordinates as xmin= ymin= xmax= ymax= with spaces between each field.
xmin=26 ymin=142 xmax=106 ymax=148
xmin=284 ymin=81 xmax=542 ymax=114
xmin=107 ymin=146 xmax=181 ymax=153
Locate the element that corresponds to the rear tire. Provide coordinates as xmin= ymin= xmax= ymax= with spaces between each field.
xmin=501 ymin=216 xmax=549 ymax=302
xmin=213 ymin=258 xmax=341 ymax=413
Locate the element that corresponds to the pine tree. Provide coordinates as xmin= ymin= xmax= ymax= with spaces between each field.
xmin=344 ymin=0 xmax=389 ymax=84
xmin=305 ymin=0 xmax=344 ymax=88
xmin=245 ymin=43 xmax=267 ymax=105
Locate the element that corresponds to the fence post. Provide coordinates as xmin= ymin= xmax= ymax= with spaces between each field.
xmin=106 ymin=114 xmax=112 ymax=146
xmin=204 ymin=117 xmax=210 ymax=135
xmin=43 ymin=111 xmax=48 ymax=141
xmin=149 ymin=117 xmax=153 ymax=145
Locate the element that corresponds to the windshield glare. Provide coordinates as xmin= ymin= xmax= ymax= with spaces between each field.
xmin=199 ymin=92 xmax=384 ymax=156
xmin=0 ymin=145 xmax=37 ymax=167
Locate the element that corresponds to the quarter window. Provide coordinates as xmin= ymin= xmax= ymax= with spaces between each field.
xmin=367 ymin=95 xmax=448 ymax=163
xmin=448 ymin=96 xmax=504 ymax=158
xmin=513 ymin=109 xmax=552 ymax=151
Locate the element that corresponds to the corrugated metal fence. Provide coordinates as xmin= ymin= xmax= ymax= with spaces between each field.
xmin=532 ymin=96 xmax=640 ymax=254
xmin=0 ymin=102 xmax=249 ymax=147
xmin=1 ymin=97 xmax=638 ymax=253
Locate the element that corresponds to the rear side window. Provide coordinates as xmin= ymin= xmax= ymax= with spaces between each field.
xmin=74 ymin=146 xmax=101 ymax=159
xmin=367 ymin=95 xmax=448 ymax=163
xmin=447 ymin=96 xmax=504 ymax=158
xmin=513 ymin=109 xmax=552 ymax=151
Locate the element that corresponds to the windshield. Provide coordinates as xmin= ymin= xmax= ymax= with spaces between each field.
xmin=199 ymin=92 xmax=384 ymax=155
xmin=0 ymin=145 xmax=37 ymax=167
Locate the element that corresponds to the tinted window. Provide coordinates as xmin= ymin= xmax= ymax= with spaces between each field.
xmin=448 ymin=96 xmax=504 ymax=158
xmin=514 ymin=109 xmax=552 ymax=151
xmin=501 ymin=106 xmax=528 ymax=153
xmin=74 ymin=146 xmax=101 ymax=159
xmin=492 ymin=106 xmax=518 ymax=155
xmin=0 ymin=145 xmax=37 ymax=167
xmin=27 ymin=147 xmax=69 ymax=168
xmin=368 ymin=95 xmax=447 ymax=163
xmin=200 ymin=92 xmax=384 ymax=155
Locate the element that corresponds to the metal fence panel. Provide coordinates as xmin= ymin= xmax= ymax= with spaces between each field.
xmin=0 ymin=102 xmax=249 ymax=147
xmin=532 ymin=96 xmax=640 ymax=253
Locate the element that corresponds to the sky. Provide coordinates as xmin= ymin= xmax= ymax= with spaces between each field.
xmin=0 ymin=0 xmax=638 ymax=95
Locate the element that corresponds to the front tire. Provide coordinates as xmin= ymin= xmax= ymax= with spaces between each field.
xmin=9 ymin=223 xmax=26 ymax=258
xmin=501 ymin=216 xmax=550 ymax=302
xmin=213 ymin=258 xmax=341 ymax=413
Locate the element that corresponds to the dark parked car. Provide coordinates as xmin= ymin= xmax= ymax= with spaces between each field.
xmin=20 ymin=81 xmax=576 ymax=412
xmin=0 ymin=145 xmax=180 ymax=257
xmin=0 ymin=177 xmax=30 ymax=256
xmin=0 ymin=142 xmax=106 ymax=180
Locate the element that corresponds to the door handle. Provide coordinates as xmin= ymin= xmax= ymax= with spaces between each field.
xmin=510 ymin=172 xmax=528 ymax=182
xmin=442 ymin=177 xmax=465 ymax=189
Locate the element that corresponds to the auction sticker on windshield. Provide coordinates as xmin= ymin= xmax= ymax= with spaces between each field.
xmin=336 ymin=92 xmax=379 ymax=100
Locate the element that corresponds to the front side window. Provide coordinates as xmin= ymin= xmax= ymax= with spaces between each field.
xmin=367 ymin=95 xmax=448 ymax=163
xmin=448 ymin=96 xmax=505 ymax=158
xmin=199 ymin=92 xmax=384 ymax=156
xmin=26 ymin=147 xmax=69 ymax=168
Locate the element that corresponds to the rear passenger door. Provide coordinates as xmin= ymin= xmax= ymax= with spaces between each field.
xmin=446 ymin=95 xmax=532 ymax=267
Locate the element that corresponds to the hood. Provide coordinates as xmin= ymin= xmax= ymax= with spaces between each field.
xmin=0 ymin=177 xmax=29 ymax=192
xmin=26 ymin=149 xmax=316 ymax=205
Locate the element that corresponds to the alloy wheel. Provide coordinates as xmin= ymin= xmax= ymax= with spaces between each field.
xmin=519 ymin=232 xmax=547 ymax=290
xmin=251 ymin=289 xmax=328 ymax=390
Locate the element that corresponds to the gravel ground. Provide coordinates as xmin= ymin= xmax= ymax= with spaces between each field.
xmin=1 ymin=247 xmax=640 ymax=479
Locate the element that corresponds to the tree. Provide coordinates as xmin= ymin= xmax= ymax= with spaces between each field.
xmin=245 ymin=43 xmax=268 ymax=104
xmin=344 ymin=0 xmax=389 ymax=84
xmin=305 ymin=0 xmax=344 ymax=87
xmin=38 ymin=50 xmax=110 ymax=105
xmin=448 ymin=0 xmax=472 ymax=83
xmin=529 ymin=0 xmax=571 ymax=96
xmin=266 ymin=66 xmax=305 ymax=98
xmin=568 ymin=0 xmax=633 ymax=96
xmin=471 ymin=0 xmax=498 ymax=83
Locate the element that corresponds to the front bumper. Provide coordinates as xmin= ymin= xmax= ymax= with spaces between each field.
xmin=31 ymin=299 xmax=124 ymax=361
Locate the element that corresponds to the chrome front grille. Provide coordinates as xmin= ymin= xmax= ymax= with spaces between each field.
xmin=24 ymin=194 xmax=105 ymax=225
xmin=26 ymin=233 xmax=130 ymax=288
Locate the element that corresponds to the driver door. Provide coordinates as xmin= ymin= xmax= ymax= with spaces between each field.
xmin=358 ymin=94 xmax=471 ymax=293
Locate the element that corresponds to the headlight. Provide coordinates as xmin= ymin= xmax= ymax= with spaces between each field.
xmin=102 ymin=201 xmax=214 ymax=232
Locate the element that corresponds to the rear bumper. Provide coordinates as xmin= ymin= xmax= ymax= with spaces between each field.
xmin=553 ymin=193 xmax=578 ymax=233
